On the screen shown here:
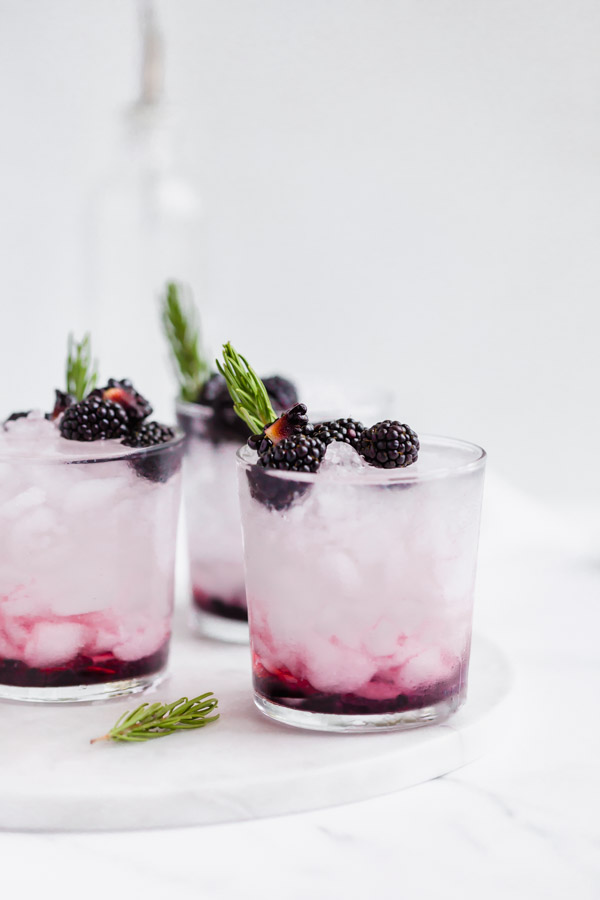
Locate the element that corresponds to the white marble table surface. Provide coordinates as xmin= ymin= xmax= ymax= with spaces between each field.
xmin=2 ymin=473 xmax=598 ymax=899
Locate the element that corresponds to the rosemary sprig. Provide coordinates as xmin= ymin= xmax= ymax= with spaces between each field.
xmin=216 ymin=342 xmax=276 ymax=434
xmin=91 ymin=693 xmax=219 ymax=744
xmin=66 ymin=334 xmax=98 ymax=401
xmin=162 ymin=282 xmax=210 ymax=402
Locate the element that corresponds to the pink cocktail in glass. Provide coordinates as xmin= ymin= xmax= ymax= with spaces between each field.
xmin=0 ymin=414 xmax=183 ymax=702
xmin=237 ymin=436 xmax=486 ymax=732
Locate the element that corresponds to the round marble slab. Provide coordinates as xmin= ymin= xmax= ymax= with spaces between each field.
xmin=0 ymin=623 xmax=512 ymax=832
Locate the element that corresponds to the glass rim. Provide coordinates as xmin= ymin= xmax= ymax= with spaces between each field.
xmin=236 ymin=434 xmax=486 ymax=485
xmin=0 ymin=426 xmax=186 ymax=466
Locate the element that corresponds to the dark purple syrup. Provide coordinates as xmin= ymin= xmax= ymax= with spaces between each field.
xmin=193 ymin=587 xmax=248 ymax=622
xmin=0 ymin=641 xmax=170 ymax=688
xmin=254 ymin=663 xmax=466 ymax=716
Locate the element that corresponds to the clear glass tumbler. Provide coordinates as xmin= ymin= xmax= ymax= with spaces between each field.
xmin=237 ymin=436 xmax=486 ymax=732
xmin=0 ymin=434 xmax=184 ymax=702
xmin=176 ymin=401 xmax=248 ymax=643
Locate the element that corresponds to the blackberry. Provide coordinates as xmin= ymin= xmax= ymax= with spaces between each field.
xmin=262 ymin=376 xmax=298 ymax=411
xmin=3 ymin=411 xmax=30 ymax=427
xmin=5 ymin=391 xmax=76 ymax=428
xmin=359 ymin=420 xmax=419 ymax=469
xmin=313 ymin=417 xmax=365 ymax=450
xmin=197 ymin=373 xmax=231 ymax=408
xmin=122 ymin=422 xmax=181 ymax=483
xmin=122 ymin=421 xmax=175 ymax=448
xmin=89 ymin=378 xmax=152 ymax=423
xmin=248 ymin=433 xmax=325 ymax=511
xmin=248 ymin=403 xmax=309 ymax=456
xmin=258 ymin=432 xmax=326 ymax=473
xmin=47 ymin=389 xmax=75 ymax=421
xmin=59 ymin=398 xmax=130 ymax=442
xmin=196 ymin=373 xmax=249 ymax=442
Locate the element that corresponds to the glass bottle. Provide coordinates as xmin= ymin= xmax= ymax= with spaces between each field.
xmin=84 ymin=1 xmax=202 ymax=419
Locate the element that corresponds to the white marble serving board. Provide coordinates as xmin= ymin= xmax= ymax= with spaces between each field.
xmin=0 ymin=621 xmax=512 ymax=832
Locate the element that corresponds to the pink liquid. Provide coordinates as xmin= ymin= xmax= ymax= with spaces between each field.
xmin=177 ymin=404 xmax=247 ymax=625
xmin=238 ymin=438 xmax=485 ymax=726
xmin=192 ymin=587 xmax=248 ymax=622
xmin=252 ymin=649 xmax=468 ymax=715
xmin=0 ymin=642 xmax=169 ymax=688
xmin=0 ymin=414 xmax=182 ymax=695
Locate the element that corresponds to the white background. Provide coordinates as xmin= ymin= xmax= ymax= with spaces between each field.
xmin=0 ymin=4 xmax=598 ymax=897
xmin=0 ymin=0 xmax=598 ymax=504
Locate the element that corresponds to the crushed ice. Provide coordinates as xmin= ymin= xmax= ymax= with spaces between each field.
xmin=319 ymin=442 xmax=368 ymax=477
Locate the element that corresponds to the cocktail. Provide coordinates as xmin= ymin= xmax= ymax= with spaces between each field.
xmin=0 ymin=338 xmax=183 ymax=702
xmin=164 ymin=285 xmax=299 ymax=642
xmin=220 ymin=344 xmax=486 ymax=732
xmin=175 ymin=379 xmax=298 ymax=641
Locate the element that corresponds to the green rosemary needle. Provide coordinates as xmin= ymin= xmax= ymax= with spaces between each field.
xmin=91 ymin=693 xmax=219 ymax=744
xmin=162 ymin=281 xmax=210 ymax=402
xmin=66 ymin=333 xmax=98 ymax=401
xmin=216 ymin=342 xmax=277 ymax=434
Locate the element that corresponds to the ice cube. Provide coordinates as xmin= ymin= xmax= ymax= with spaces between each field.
xmin=10 ymin=506 xmax=58 ymax=547
xmin=303 ymin=633 xmax=377 ymax=693
xmin=319 ymin=441 xmax=366 ymax=474
xmin=112 ymin=619 xmax=169 ymax=662
xmin=400 ymin=647 xmax=450 ymax=689
xmin=24 ymin=621 xmax=90 ymax=668
xmin=361 ymin=617 xmax=404 ymax=657
xmin=0 ymin=486 xmax=47 ymax=520
xmin=62 ymin=476 xmax=131 ymax=515
xmin=84 ymin=625 xmax=120 ymax=655
xmin=3 ymin=616 xmax=32 ymax=653
xmin=1 ymin=589 xmax=46 ymax=619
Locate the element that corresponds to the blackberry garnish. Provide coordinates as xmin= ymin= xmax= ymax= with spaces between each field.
xmin=217 ymin=343 xmax=318 ymax=510
xmin=264 ymin=403 xmax=308 ymax=444
xmin=194 ymin=373 xmax=248 ymax=441
xmin=90 ymin=378 xmax=152 ymax=423
xmin=5 ymin=391 xmax=76 ymax=428
xmin=247 ymin=433 xmax=325 ymax=511
xmin=247 ymin=402 xmax=308 ymax=455
xmin=197 ymin=372 xmax=231 ymax=408
xmin=246 ymin=467 xmax=310 ymax=512
xmin=248 ymin=403 xmax=309 ymax=457
xmin=59 ymin=398 xmax=130 ymax=442
xmin=3 ymin=411 xmax=30 ymax=426
xmin=258 ymin=432 xmax=326 ymax=473
xmin=123 ymin=422 xmax=181 ymax=483
xmin=313 ymin=417 xmax=365 ymax=451
xmin=262 ymin=376 xmax=298 ymax=411
xmin=122 ymin=421 xmax=175 ymax=448
xmin=47 ymin=389 xmax=75 ymax=421
xmin=359 ymin=420 xmax=419 ymax=469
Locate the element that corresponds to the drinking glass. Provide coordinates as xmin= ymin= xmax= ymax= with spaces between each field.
xmin=0 ymin=434 xmax=184 ymax=702
xmin=237 ymin=436 xmax=486 ymax=732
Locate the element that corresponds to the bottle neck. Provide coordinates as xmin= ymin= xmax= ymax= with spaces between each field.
xmin=120 ymin=101 xmax=174 ymax=170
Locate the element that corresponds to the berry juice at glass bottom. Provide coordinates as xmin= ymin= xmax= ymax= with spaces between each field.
xmin=237 ymin=438 xmax=486 ymax=733
xmin=0 ymin=413 xmax=183 ymax=702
